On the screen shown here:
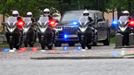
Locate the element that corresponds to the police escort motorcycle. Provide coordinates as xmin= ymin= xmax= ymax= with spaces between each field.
xmin=23 ymin=17 xmax=36 ymax=47
xmin=37 ymin=16 xmax=57 ymax=50
xmin=4 ymin=17 xmax=23 ymax=50
xmin=77 ymin=16 xmax=93 ymax=49
xmin=112 ymin=19 xmax=131 ymax=47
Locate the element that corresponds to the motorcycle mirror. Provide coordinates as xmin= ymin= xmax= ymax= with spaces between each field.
xmin=1 ymin=22 xmax=6 ymax=25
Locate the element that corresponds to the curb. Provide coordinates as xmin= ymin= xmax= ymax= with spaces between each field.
xmin=115 ymin=46 xmax=134 ymax=49
xmin=30 ymin=56 xmax=124 ymax=60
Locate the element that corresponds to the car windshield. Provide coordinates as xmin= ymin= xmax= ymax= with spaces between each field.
xmin=61 ymin=11 xmax=94 ymax=22
xmin=62 ymin=11 xmax=82 ymax=22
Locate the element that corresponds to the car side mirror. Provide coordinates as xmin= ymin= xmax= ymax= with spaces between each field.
xmin=97 ymin=19 xmax=103 ymax=22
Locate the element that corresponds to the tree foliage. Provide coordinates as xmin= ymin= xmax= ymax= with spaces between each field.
xmin=0 ymin=0 xmax=134 ymax=16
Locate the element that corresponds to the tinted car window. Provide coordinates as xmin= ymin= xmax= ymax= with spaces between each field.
xmin=61 ymin=11 xmax=94 ymax=22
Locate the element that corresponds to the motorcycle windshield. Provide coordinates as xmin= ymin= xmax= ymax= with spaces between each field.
xmin=38 ymin=17 xmax=49 ymax=27
xmin=24 ymin=17 xmax=32 ymax=27
xmin=119 ymin=16 xmax=128 ymax=26
xmin=79 ymin=16 xmax=88 ymax=27
xmin=6 ymin=17 xmax=17 ymax=28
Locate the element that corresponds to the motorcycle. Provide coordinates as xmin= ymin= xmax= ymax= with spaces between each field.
xmin=23 ymin=17 xmax=36 ymax=47
xmin=78 ymin=17 xmax=93 ymax=49
xmin=112 ymin=20 xmax=131 ymax=46
xmin=4 ymin=17 xmax=22 ymax=49
xmin=37 ymin=17 xmax=57 ymax=50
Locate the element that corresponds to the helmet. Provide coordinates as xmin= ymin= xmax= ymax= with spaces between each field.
xmin=12 ymin=10 xmax=19 ymax=17
xmin=43 ymin=8 xmax=50 ymax=12
xmin=27 ymin=12 xmax=32 ymax=16
xmin=122 ymin=10 xmax=129 ymax=14
xmin=26 ymin=12 xmax=32 ymax=17
xmin=43 ymin=8 xmax=50 ymax=16
xmin=83 ymin=10 xmax=89 ymax=16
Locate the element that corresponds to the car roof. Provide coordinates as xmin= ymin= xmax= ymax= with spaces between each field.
xmin=64 ymin=10 xmax=102 ymax=14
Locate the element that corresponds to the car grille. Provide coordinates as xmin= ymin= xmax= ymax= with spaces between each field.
xmin=61 ymin=26 xmax=78 ymax=34
xmin=57 ymin=26 xmax=78 ymax=38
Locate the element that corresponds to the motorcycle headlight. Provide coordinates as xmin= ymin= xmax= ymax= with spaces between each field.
xmin=23 ymin=27 xmax=29 ymax=33
xmin=39 ymin=27 xmax=47 ymax=33
xmin=79 ymin=27 xmax=88 ymax=32
xmin=8 ymin=27 xmax=16 ymax=33
xmin=119 ymin=26 xmax=127 ymax=32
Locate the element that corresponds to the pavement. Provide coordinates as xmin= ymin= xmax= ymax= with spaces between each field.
xmin=1 ymin=44 xmax=134 ymax=75
xmin=1 ymin=44 xmax=134 ymax=60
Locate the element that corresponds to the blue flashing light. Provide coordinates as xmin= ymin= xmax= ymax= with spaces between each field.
xmin=64 ymin=34 xmax=67 ymax=39
xmin=70 ymin=20 xmax=79 ymax=26
xmin=73 ymin=21 xmax=78 ymax=25
xmin=112 ymin=20 xmax=118 ymax=25
xmin=111 ymin=20 xmax=119 ymax=30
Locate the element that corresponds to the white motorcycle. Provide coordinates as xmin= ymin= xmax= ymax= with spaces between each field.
xmin=37 ymin=17 xmax=56 ymax=50
xmin=4 ymin=17 xmax=22 ymax=49
xmin=23 ymin=17 xmax=36 ymax=47
xmin=78 ymin=17 xmax=93 ymax=49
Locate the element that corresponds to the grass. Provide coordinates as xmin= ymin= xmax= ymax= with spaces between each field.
xmin=110 ymin=36 xmax=116 ymax=44
xmin=0 ymin=42 xmax=9 ymax=48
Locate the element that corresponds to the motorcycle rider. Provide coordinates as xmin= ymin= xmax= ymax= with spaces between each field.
xmin=23 ymin=12 xmax=36 ymax=47
xmin=42 ymin=8 xmax=53 ymax=20
xmin=119 ymin=10 xmax=130 ymax=24
xmin=81 ymin=10 xmax=97 ymax=46
xmin=118 ymin=10 xmax=130 ymax=46
xmin=26 ymin=12 xmax=36 ymax=28
xmin=82 ymin=10 xmax=93 ymax=23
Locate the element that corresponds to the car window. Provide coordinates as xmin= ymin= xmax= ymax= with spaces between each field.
xmin=97 ymin=13 xmax=104 ymax=21
xmin=61 ymin=11 xmax=94 ymax=22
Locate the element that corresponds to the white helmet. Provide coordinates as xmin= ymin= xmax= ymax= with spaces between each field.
xmin=27 ymin=12 xmax=32 ymax=16
xmin=43 ymin=8 xmax=50 ymax=12
xmin=122 ymin=10 xmax=129 ymax=14
xmin=12 ymin=10 xmax=19 ymax=15
xmin=43 ymin=8 xmax=50 ymax=16
xmin=83 ymin=10 xmax=89 ymax=16
xmin=83 ymin=10 xmax=89 ymax=14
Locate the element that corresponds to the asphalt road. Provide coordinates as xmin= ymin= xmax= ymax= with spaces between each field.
xmin=0 ymin=45 xmax=134 ymax=75
xmin=1 ymin=59 xmax=134 ymax=75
